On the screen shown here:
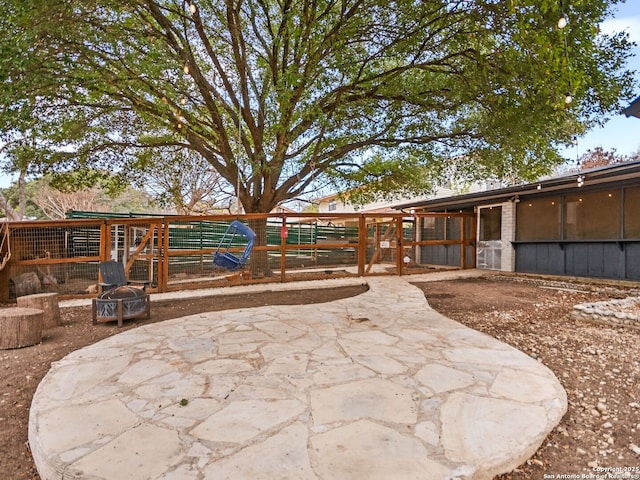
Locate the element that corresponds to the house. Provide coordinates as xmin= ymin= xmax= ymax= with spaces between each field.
xmin=316 ymin=180 xmax=497 ymax=219
xmin=395 ymin=161 xmax=640 ymax=281
xmin=316 ymin=193 xmax=402 ymax=215
xmin=623 ymin=95 xmax=640 ymax=119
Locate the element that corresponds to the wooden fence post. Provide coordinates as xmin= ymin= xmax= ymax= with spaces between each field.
xmin=0 ymin=266 xmax=9 ymax=303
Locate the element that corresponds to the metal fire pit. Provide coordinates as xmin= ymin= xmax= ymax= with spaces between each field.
xmin=92 ymin=286 xmax=150 ymax=327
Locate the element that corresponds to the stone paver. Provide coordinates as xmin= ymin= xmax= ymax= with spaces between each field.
xmin=30 ymin=274 xmax=567 ymax=479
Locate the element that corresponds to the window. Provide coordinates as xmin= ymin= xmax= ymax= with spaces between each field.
xmin=516 ymin=196 xmax=561 ymax=241
xmin=328 ymin=201 xmax=337 ymax=212
xmin=565 ymin=190 xmax=620 ymax=240
xmin=479 ymin=206 xmax=502 ymax=241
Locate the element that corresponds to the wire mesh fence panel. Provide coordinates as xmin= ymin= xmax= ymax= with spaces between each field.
xmin=7 ymin=223 xmax=104 ymax=297
xmin=415 ymin=214 xmax=474 ymax=269
xmin=168 ymin=253 xmax=216 ymax=282
xmin=363 ymin=217 xmax=400 ymax=274
xmin=67 ymin=225 xmax=102 ymax=259
xmin=110 ymin=221 xmax=161 ymax=288
xmin=165 ymin=219 xmax=254 ymax=288
xmin=1 ymin=212 xmax=473 ymax=300
xmin=281 ymin=216 xmax=360 ymax=281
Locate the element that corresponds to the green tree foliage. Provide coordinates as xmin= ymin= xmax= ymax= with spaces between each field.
xmin=0 ymin=0 xmax=635 ymax=213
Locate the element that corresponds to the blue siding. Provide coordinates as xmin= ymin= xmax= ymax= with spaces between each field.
xmin=625 ymin=244 xmax=640 ymax=280
xmin=515 ymin=242 xmax=640 ymax=281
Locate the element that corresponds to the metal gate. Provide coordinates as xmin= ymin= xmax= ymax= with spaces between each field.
xmin=101 ymin=220 xmax=162 ymax=289
xmin=362 ymin=213 xmax=476 ymax=276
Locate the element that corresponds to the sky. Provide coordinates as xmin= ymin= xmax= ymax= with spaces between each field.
xmin=1 ymin=2 xmax=640 ymax=190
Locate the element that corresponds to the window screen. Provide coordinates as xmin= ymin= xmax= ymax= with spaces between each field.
xmin=516 ymin=196 xmax=561 ymax=241
xmin=479 ymin=206 xmax=502 ymax=241
xmin=565 ymin=190 xmax=620 ymax=240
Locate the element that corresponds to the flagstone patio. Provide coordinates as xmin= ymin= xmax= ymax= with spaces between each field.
xmin=29 ymin=274 xmax=567 ymax=479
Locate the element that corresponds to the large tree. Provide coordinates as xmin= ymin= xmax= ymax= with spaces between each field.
xmin=0 ymin=0 xmax=635 ymax=215
xmin=133 ymin=148 xmax=234 ymax=214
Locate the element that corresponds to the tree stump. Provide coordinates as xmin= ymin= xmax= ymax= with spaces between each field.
xmin=17 ymin=293 xmax=61 ymax=329
xmin=0 ymin=308 xmax=44 ymax=349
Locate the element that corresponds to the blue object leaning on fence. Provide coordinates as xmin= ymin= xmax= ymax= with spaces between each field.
xmin=213 ymin=220 xmax=256 ymax=271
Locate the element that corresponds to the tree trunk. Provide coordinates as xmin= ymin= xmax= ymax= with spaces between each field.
xmin=247 ymin=217 xmax=273 ymax=278
xmin=0 ymin=307 xmax=44 ymax=349
xmin=16 ymin=166 xmax=27 ymax=220
xmin=17 ymin=293 xmax=61 ymax=329
xmin=0 ymin=192 xmax=19 ymax=221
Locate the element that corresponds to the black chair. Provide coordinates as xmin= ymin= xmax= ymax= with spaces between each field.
xmin=99 ymin=260 xmax=149 ymax=291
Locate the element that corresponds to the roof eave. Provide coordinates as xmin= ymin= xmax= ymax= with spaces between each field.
xmin=395 ymin=161 xmax=640 ymax=211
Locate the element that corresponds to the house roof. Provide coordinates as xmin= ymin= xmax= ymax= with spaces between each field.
xmin=623 ymin=95 xmax=640 ymax=119
xmin=394 ymin=160 xmax=640 ymax=212
xmin=315 ymin=192 xmax=340 ymax=202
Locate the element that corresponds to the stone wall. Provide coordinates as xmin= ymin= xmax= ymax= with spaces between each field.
xmin=573 ymin=297 xmax=640 ymax=331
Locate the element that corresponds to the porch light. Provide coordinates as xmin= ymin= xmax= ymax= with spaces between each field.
xmin=558 ymin=13 xmax=568 ymax=29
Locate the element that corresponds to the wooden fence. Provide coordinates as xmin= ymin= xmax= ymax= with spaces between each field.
xmin=0 ymin=212 xmax=475 ymax=301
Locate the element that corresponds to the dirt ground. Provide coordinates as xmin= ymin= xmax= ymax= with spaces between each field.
xmin=418 ymin=276 xmax=640 ymax=479
xmin=1 ymin=276 xmax=639 ymax=479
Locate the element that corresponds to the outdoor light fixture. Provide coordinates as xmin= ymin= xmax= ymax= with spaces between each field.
xmin=577 ymin=174 xmax=584 ymax=187
xmin=564 ymin=93 xmax=573 ymax=104
xmin=558 ymin=13 xmax=568 ymax=29
xmin=537 ymin=184 xmax=542 ymax=190
xmin=189 ymin=3 xmax=197 ymax=14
